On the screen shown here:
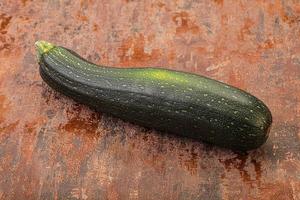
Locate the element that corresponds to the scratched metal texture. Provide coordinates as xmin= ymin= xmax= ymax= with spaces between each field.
xmin=0 ymin=0 xmax=299 ymax=199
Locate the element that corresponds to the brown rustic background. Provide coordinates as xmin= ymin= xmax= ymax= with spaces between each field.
xmin=0 ymin=0 xmax=299 ymax=199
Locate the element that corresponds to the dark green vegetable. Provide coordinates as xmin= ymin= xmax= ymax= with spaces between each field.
xmin=36 ymin=40 xmax=272 ymax=151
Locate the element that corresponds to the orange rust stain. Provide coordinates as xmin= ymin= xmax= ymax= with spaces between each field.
xmin=251 ymin=159 xmax=262 ymax=181
xmin=118 ymin=34 xmax=161 ymax=66
xmin=238 ymin=18 xmax=255 ymax=41
xmin=0 ymin=121 xmax=18 ymax=132
xmin=179 ymin=145 xmax=199 ymax=175
xmin=281 ymin=13 xmax=300 ymax=26
xmin=80 ymin=0 xmax=87 ymax=7
xmin=172 ymin=12 xmax=200 ymax=35
xmin=0 ymin=14 xmax=12 ymax=34
xmin=0 ymin=42 xmax=10 ymax=52
xmin=213 ymin=0 xmax=224 ymax=5
xmin=0 ymin=121 xmax=19 ymax=141
xmin=59 ymin=106 xmax=100 ymax=135
xmin=219 ymin=154 xmax=250 ymax=182
xmin=80 ymin=0 xmax=85 ymax=7
xmin=92 ymin=23 xmax=99 ymax=32
xmin=256 ymin=37 xmax=284 ymax=52
xmin=80 ymin=0 xmax=94 ymax=8
xmin=157 ymin=2 xmax=166 ymax=8
xmin=21 ymin=0 xmax=31 ymax=5
xmin=76 ymin=12 xmax=88 ymax=22
xmin=151 ymin=1 xmax=166 ymax=9
xmin=61 ymin=114 xmax=98 ymax=133
xmin=219 ymin=154 xmax=262 ymax=184
xmin=24 ymin=121 xmax=39 ymax=134
xmin=257 ymin=38 xmax=276 ymax=50
xmin=267 ymin=0 xmax=300 ymax=26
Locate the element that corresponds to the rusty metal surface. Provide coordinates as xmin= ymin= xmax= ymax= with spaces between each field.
xmin=0 ymin=0 xmax=299 ymax=199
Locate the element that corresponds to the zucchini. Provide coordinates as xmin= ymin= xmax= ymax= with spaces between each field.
xmin=35 ymin=40 xmax=272 ymax=151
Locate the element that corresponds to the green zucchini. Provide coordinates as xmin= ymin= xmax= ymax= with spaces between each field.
xmin=35 ymin=40 xmax=272 ymax=151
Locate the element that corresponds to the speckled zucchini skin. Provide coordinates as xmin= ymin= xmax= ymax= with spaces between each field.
xmin=36 ymin=41 xmax=272 ymax=151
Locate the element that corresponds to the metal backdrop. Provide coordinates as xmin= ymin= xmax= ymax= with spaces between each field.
xmin=0 ymin=0 xmax=299 ymax=199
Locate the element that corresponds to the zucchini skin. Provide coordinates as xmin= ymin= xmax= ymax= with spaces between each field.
xmin=36 ymin=41 xmax=272 ymax=151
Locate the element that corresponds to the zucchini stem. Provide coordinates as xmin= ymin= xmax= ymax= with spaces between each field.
xmin=35 ymin=40 xmax=55 ymax=61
